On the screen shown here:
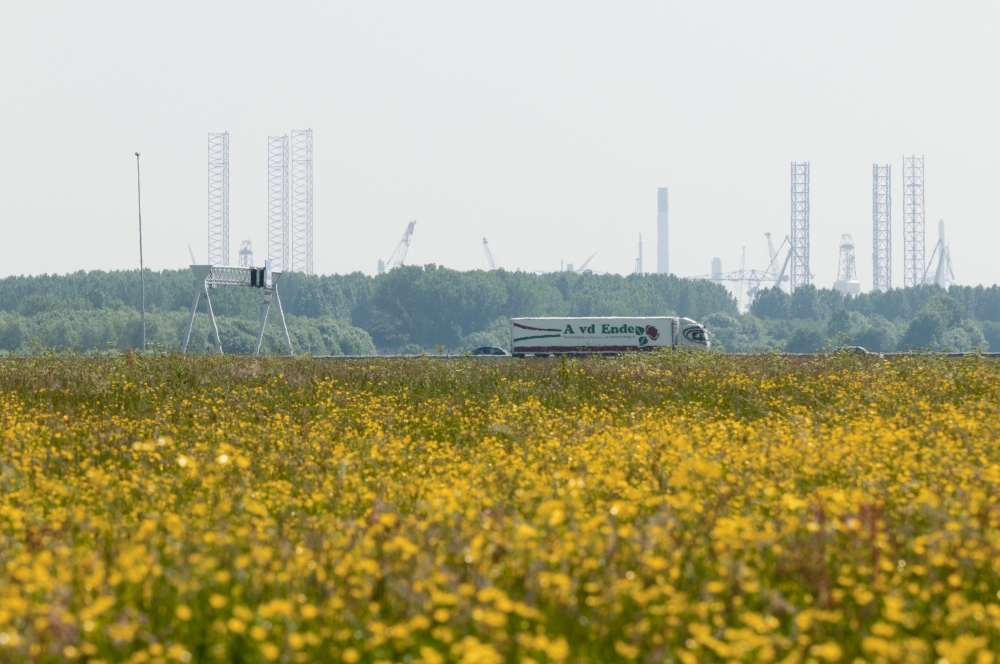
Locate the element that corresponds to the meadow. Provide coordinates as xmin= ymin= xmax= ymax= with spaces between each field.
xmin=1 ymin=352 xmax=1000 ymax=663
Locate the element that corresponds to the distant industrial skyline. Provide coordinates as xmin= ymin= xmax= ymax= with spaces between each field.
xmin=1 ymin=2 xmax=998 ymax=288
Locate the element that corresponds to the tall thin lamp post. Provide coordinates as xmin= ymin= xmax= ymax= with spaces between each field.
xmin=135 ymin=152 xmax=146 ymax=352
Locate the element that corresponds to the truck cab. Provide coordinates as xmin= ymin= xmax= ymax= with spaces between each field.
xmin=673 ymin=318 xmax=710 ymax=349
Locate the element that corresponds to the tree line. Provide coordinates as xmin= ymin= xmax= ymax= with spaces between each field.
xmin=0 ymin=267 xmax=734 ymax=354
xmin=1 ymin=266 xmax=997 ymax=354
xmin=733 ymin=284 xmax=1000 ymax=353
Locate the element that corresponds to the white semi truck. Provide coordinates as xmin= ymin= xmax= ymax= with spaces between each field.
xmin=511 ymin=316 xmax=709 ymax=355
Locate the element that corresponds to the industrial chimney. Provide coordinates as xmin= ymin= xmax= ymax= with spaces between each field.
xmin=657 ymin=188 xmax=669 ymax=274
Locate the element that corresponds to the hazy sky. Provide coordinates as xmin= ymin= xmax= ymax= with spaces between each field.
xmin=2 ymin=2 xmax=998 ymax=296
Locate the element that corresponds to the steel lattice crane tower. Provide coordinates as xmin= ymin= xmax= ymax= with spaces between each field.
xmin=290 ymin=129 xmax=313 ymax=274
xmin=758 ymin=232 xmax=791 ymax=292
xmin=834 ymin=234 xmax=860 ymax=295
xmin=923 ymin=220 xmax=954 ymax=288
xmin=482 ymin=238 xmax=497 ymax=270
xmin=207 ymin=132 xmax=230 ymax=265
xmin=837 ymin=235 xmax=857 ymax=283
xmin=238 ymin=239 xmax=254 ymax=268
xmin=902 ymin=155 xmax=925 ymax=287
xmin=379 ymin=221 xmax=417 ymax=273
xmin=789 ymin=162 xmax=810 ymax=291
xmin=872 ymin=164 xmax=892 ymax=292
xmin=267 ymin=136 xmax=289 ymax=271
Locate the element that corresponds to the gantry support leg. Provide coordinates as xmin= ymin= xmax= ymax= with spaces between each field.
xmin=203 ymin=283 xmax=223 ymax=354
xmin=181 ymin=285 xmax=202 ymax=353
xmin=274 ymin=286 xmax=293 ymax=356
xmin=255 ymin=290 xmax=272 ymax=356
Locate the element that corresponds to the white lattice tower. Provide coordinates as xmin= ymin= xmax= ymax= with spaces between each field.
xmin=268 ymin=136 xmax=289 ymax=271
xmin=872 ymin=164 xmax=891 ymax=292
xmin=207 ymin=132 xmax=230 ymax=266
xmin=290 ymin=129 xmax=313 ymax=274
xmin=837 ymin=234 xmax=857 ymax=283
xmin=902 ymin=155 xmax=925 ymax=287
xmin=789 ymin=162 xmax=810 ymax=291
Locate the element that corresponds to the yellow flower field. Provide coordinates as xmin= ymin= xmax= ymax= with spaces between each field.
xmin=2 ymin=352 xmax=1000 ymax=663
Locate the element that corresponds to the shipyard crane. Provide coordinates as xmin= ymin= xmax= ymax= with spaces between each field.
xmin=773 ymin=246 xmax=792 ymax=291
xmin=696 ymin=247 xmax=765 ymax=312
xmin=923 ymin=220 xmax=954 ymax=288
xmin=694 ymin=233 xmax=795 ymax=311
xmin=766 ymin=233 xmax=778 ymax=273
xmin=482 ymin=237 xmax=497 ymax=270
xmin=735 ymin=247 xmax=747 ymax=309
xmin=379 ymin=221 xmax=417 ymax=274
xmin=534 ymin=251 xmax=599 ymax=275
xmin=743 ymin=233 xmax=793 ymax=300
xmin=752 ymin=233 xmax=791 ymax=294
xmin=574 ymin=251 xmax=597 ymax=273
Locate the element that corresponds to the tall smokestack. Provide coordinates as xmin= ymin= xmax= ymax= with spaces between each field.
xmin=657 ymin=188 xmax=669 ymax=274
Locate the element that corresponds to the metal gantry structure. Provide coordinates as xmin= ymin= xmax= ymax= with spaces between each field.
xmin=181 ymin=265 xmax=293 ymax=356
xmin=268 ymin=135 xmax=290 ymax=271
xmin=207 ymin=132 xmax=230 ymax=266
xmin=902 ymin=155 xmax=925 ymax=287
xmin=872 ymin=164 xmax=892 ymax=292
xmin=290 ymin=129 xmax=314 ymax=274
xmin=634 ymin=234 xmax=643 ymax=275
xmin=789 ymin=162 xmax=810 ymax=291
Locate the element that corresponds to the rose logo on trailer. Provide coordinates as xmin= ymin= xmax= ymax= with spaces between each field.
xmin=645 ymin=325 xmax=659 ymax=341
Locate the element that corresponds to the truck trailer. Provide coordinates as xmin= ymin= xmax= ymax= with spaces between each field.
xmin=511 ymin=317 xmax=709 ymax=355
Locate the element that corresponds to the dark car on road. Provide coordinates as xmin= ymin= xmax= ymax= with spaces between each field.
xmin=470 ymin=347 xmax=510 ymax=356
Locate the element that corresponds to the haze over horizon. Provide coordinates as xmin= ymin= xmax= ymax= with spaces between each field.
xmin=2 ymin=2 xmax=998 ymax=292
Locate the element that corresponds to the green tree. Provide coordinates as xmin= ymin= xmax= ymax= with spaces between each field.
xmin=567 ymin=275 xmax=669 ymax=317
xmin=853 ymin=315 xmax=900 ymax=352
xmin=900 ymin=294 xmax=965 ymax=349
xmin=703 ymin=313 xmax=773 ymax=352
xmin=749 ymin=287 xmax=790 ymax=319
xmin=827 ymin=308 xmax=852 ymax=339
xmin=0 ymin=316 xmax=23 ymax=352
xmin=368 ymin=265 xmax=509 ymax=347
xmin=785 ymin=324 xmax=826 ymax=353
xmin=790 ymin=285 xmax=819 ymax=320
xmin=937 ymin=321 xmax=988 ymax=352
